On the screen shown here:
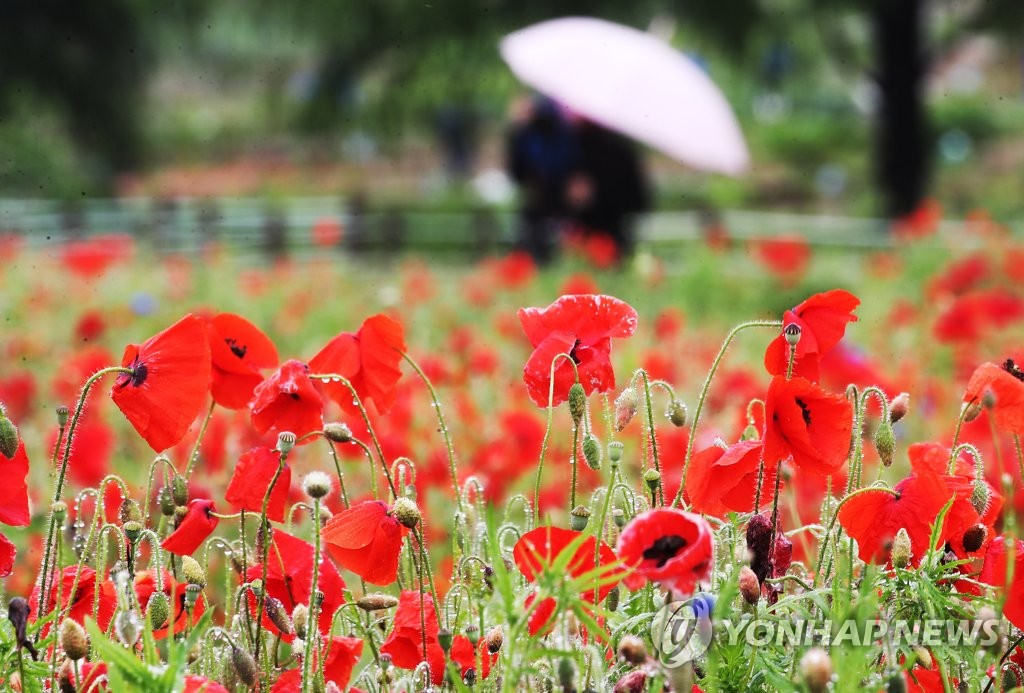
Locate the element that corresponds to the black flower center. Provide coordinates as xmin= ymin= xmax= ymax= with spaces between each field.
xmin=1003 ymin=359 xmax=1024 ymax=382
xmin=794 ymin=397 xmax=811 ymax=426
xmin=226 ymin=337 xmax=247 ymax=359
xmin=569 ymin=338 xmax=582 ymax=365
xmin=643 ymin=534 xmax=687 ymax=568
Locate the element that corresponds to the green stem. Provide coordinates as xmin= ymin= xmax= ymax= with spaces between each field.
xmin=532 ymin=353 xmax=579 ymax=525
xmin=253 ymin=448 xmax=290 ymax=677
xmin=570 ymin=422 xmax=580 ymax=511
xmin=637 ymin=370 xmax=664 ymax=505
xmin=301 ymin=498 xmax=322 ymax=693
xmin=185 ymin=398 xmax=217 ymax=477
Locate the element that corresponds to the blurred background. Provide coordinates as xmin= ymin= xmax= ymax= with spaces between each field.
xmin=2 ymin=0 xmax=1024 ymax=256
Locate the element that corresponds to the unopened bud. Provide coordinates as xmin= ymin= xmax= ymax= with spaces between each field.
xmin=605 ymin=585 xmax=620 ymax=612
xmin=357 ymin=594 xmax=400 ymax=612
xmin=612 ymin=508 xmax=626 ymax=528
xmin=962 ymin=524 xmax=987 ymax=553
xmin=741 ymin=423 xmax=760 ymax=441
xmin=569 ymin=505 xmax=591 ymax=531
xmin=276 ymin=431 xmax=296 ymax=455
xmin=800 ymin=647 xmax=832 ymax=693
xmin=56 ymin=405 xmax=70 ymax=428
xmin=0 ymin=416 xmax=18 ymax=459
xmin=558 ymin=657 xmax=576 ymax=692
xmin=59 ymin=619 xmax=88 ymax=660
xmin=292 ymin=604 xmax=309 ymax=640
xmin=582 ymin=434 xmax=601 ymax=470
xmin=323 ymin=422 xmax=352 ymax=443
xmin=568 ymin=383 xmax=586 ymax=425
xmin=232 ymin=645 xmax=259 ymax=687
xmin=739 ymin=566 xmax=761 ymax=605
xmin=180 ymin=556 xmax=206 ymax=587
xmin=170 ymin=473 xmax=189 ymax=506
xmin=119 ymin=499 xmax=143 ymax=525
xmin=485 ymin=626 xmax=503 ymax=654
xmin=873 ymin=420 xmax=896 ymax=467
xmin=391 ymin=497 xmax=421 ymax=529
xmin=123 ymin=520 xmax=143 ymax=544
xmin=249 ymin=578 xmax=264 ymax=596
xmin=614 ymin=387 xmax=639 ymax=432
xmin=666 ymin=400 xmax=687 ymax=428
xmin=970 ymin=482 xmax=990 ymax=516
xmin=158 ymin=487 xmax=176 ymax=516
xmin=302 ymin=471 xmax=332 ymax=500
xmin=617 ymin=634 xmax=647 ymax=665
xmin=643 ymin=469 xmax=661 ymax=493
xmin=891 ymin=528 xmax=913 ymax=569
xmin=962 ymin=400 xmax=983 ymax=424
xmin=264 ymin=596 xmax=294 ymax=635
xmin=912 ymin=646 xmax=932 ymax=669
xmin=889 ymin=392 xmax=910 ymax=423
xmin=146 ymin=591 xmax=170 ymax=629
xmin=608 ymin=441 xmax=624 ymax=465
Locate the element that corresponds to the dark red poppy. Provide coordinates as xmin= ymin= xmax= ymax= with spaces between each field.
xmin=29 ymin=566 xmax=117 ymax=631
xmin=321 ymin=500 xmax=408 ymax=585
xmin=207 ymin=313 xmax=279 ymax=409
xmin=963 ymin=360 xmax=1024 ymax=436
xmin=764 ymin=289 xmax=860 ymax=381
xmin=0 ymin=440 xmax=30 ymax=528
xmin=250 ymin=360 xmax=324 ymax=438
xmin=133 ymin=570 xmax=206 ymax=639
xmin=245 ymin=528 xmax=346 ymax=641
xmin=225 ymin=447 xmax=290 ymax=523
xmin=979 ymin=536 xmax=1024 ymax=630
xmin=518 ymin=294 xmax=638 ymax=407
xmin=110 ymin=314 xmax=212 ymax=452
xmin=161 ymin=499 xmax=219 ymax=556
xmin=616 ymin=508 xmax=714 ymax=596
xmin=685 ymin=440 xmax=776 ymax=518
xmin=308 ymin=313 xmax=406 ymax=417
xmin=763 ymin=376 xmax=853 ymax=476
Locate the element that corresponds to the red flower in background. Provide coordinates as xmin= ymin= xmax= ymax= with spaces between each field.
xmin=963 ymin=360 xmax=1024 ymax=435
xmin=933 ymin=289 xmax=1024 ymax=344
xmin=162 ymin=499 xmax=219 ymax=556
xmin=250 ymin=360 xmax=323 ymax=438
xmin=0 ymin=371 xmax=36 ymax=421
xmin=685 ymin=440 xmax=775 ymax=518
xmin=0 ymin=534 xmax=15 ymax=577
xmin=207 ymin=313 xmax=279 ymax=409
xmin=755 ymin=234 xmax=810 ymax=281
xmin=518 ymin=294 xmax=638 ymax=407
xmin=979 ymin=536 xmax=1024 ymax=630
xmin=269 ymin=636 xmax=363 ymax=692
xmin=225 ymin=447 xmax=290 ymax=523
xmin=764 ymin=290 xmax=860 ymax=381
xmin=321 ymin=500 xmax=408 ymax=585
xmin=309 ymin=314 xmax=406 ymax=416
xmin=55 ymin=418 xmax=113 ymax=488
xmin=763 ymin=376 xmax=853 ymax=476
xmin=110 ymin=314 xmax=212 ymax=452
xmin=133 ymin=570 xmax=207 ymax=639
xmin=616 ymin=509 xmax=713 ymax=596
xmin=30 ymin=566 xmax=117 ymax=631
xmin=0 ymin=440 xmax=31 ymax=528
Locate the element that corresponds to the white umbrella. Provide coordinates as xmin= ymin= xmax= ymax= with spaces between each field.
xmin=500 ymin=17 xmax=749 ymax=176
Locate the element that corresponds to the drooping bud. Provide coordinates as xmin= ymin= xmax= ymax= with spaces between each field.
xmin=249 ymin=578 xmax=264 ymax=596
xmin=783 ymin=323 xmax=802 ymax=347
xmin=568 ymin=383 xmax=586 ymax=425
xmin=171 ymin=473 xmax=189 ymax=506
xmin=741 ymin=423 xmax=760 ymax=441
xmin=59 ymin=619 xmax=88 ymax=660
xmin=232 ymin=645 xmax=259 ymax=687
xmin=264 ymin=596 xmax=294 ymax=635
xmin=616 ymin=634 xmax=647 ymax=665
xmin=891 ymin=528 xmax=913 ymax=569
xmin=666 ymin=400 xmax=687 ymax=428
xmin=438 ymin=628 xmax=453 ymax=654
xmin=357 ymin=594 xmax=400 ymax=612
xmin=739 ymin=566 xmax=761 ymax=605
xmin=605 ymin=586 xmax=620 ymax=612
xmin=643 ymin=469 xmax=661 ymax=494
xmin=302 ymin=471 xmax=332 ymax=500
xmin=276 ymin=431 xmax=297 ymax=455
xmin=485 ymin=626 xmax=503 ymax=654
xmin=56 ymin=405 xmax=70 ymax=428
xmin=322 ymin=422 xmax=352 ymax=443
xmin=608 ymin=441 xmax=624 ymax=465
xmin=873 ymin=420 xmax=896 ymax=467
xmin=146 ymin=591 xmax=170 ymax=629
xmin=582 ymin=434 xmax=601 ymax=470
xmin=962 ymin=524 xmax=987 ymax=554
xmin=114 ymin=610 xmax=142 ymax=647
xmin=962 ymin=400 xmax=983 ymax=424
xmin=569 ymin=505 xmax=591 ymax=531
xmin=0 ymin=415 xmax=18 ymax=459
xmin=971 ymin=481 xmax=990 ymax=516
xmin=123 ymin=520 xmax=143 ymax=544
xmin=614 ymin=387 xmax=639 ymax=432
xmin=799 ymin=647 xmax=833 ymax=693
xmin=889 ymin=392 xmax=910 ymax=423
xmin=292 ymin=604 xmax=309 ymax=640
xmin=181 ymin=555 xmax=207 ymax=587
xmin=391 ymin=497 xmax=421 ymax=529
xmin=158 ymin=487 xmax=176 ymax=516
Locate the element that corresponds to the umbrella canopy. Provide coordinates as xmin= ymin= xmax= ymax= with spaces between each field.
xmin=500 ymin=17 xmax=749 ymax=176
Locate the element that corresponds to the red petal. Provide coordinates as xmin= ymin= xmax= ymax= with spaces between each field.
xmin=0 ymin=440 xmax=30 ymax=527
xmin=225 ymin=447 xmax=290 ymax=522
xmin=0 ymin=532 xmax=15 ymax=577
xmin=322 ymin=501 xmax=406 ymax=585
xmin=162 ymin=499 xmax=219 ymax=556
xmin=208 ymin=313 xmax=279 ymax=374
xmin=356 ymin=314 xmax=406 ymax=414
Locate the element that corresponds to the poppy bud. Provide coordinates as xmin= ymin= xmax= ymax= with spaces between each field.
xmin=614 ymin=387 xmax=639 ymax=432
xmin=171 ymin=473 xmax=189 ymax=506
xmin=232 ymin=645 xmax=259 ymax=687
xmin=873 ymin=420 xmax=896 ymax=467
xmin=557 ymin=657 xmax=576 ymax=692
xmin=311 ymin=589 xmax=325 ymax=609
xmin=356 ymin=594 xmax=400 ymax=612
xmin=323 ymin=422 xmax=353 ymax=443
xmin=891 ymin=528 xmax=913 ymax=569
xmin=158 ymin=487 xmax=176 ymax=516
xmin=608 ymin=441 xmax=624 ymax=465
xmin=173 ymin=505 xmax=188 ymax=525
xmin=605 ymin=586 xmax=620 ymax=612
xmin=889 ymin=392 xmax=910 ymax=423
xmin=617 ymin=634 xmax=647 ymax=665
xmin=912 ymin=646 xmax=932 ymax=669
xmin=276 ymin=431 xmax=297 ymax=455
xmin=265 ymin=596 xmax=294 ymax=635
xmin=665 ymin=399 xmax=687 ymax=427
xmin=982 ymin=387 xmax=997 ymax=410
xmin=391 ymin=497 xmax=421 ymax=529
xmin=181 ymin=555 xmax=206 ymax=587
xmin=739 ymin=566 xmax=761 ymax=605
xmin=569 ymin=505 xmax=591 ymax=531
xmin=485 ymin=626 xmax=503 ymax=654
xmin=962 ymin=400 xmax=983 ymax=424
xmin=582 ymin=434 xmax=601 ymax=470
xmin=0 ymin=415 xmax=18 ymax=459
xmin=292 ymin=604 xmax=309 ymax=640
xmin=59 ymin=619 xmax=88 ymax=660
xmin=51 ymin=501 xmax=67 ymax=524
xmin=799 ymin=647 xmax=832 ymax=693
xmin=438 ymin=628 xmax=453 ymax=654
xmin=56 ymin=405 xmax=70 ymax=428
xmin=184 ymin=584 xmax=202 ymax=610
xmin=302 ymin=471 xmax=332 ymax=500
xmin=465 ymin=623 xmax=480 ymax=645
xmin=146 ymin=591 xmax=170 ymax=629
xmin=255 ymin=523 xmax=272 ymax=556
xmin=962 ymin=524 xmax=987 ymax=553
xmin=741 ymin=423 xmax=760 ymax=441
xmin=612 ymin=508 xmax=626 ymax=528
xmin=249 ymin=578 xmax=264 ymax=596
xmin=568 ymin=383 xmax=586 ymax=425
xmin=119 ymin=498 xmax=143 ymax=525
xmin=123 ymin=520 xmax=143 ymax=544
xmin=613 ymin=669 xmax=646 ymax=693
xmin=970 ymin=481 xmax=990 ymax=516
xmin=229 ymin=550 xmax=246 ymax=576
xmin=643 ymin=469 xmax=661 ymax=494
xmin=115 ymin=610 xmax=141 ymax=647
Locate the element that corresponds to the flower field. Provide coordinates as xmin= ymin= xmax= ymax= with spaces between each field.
xmin=0 ymin=221 xmax=1023 ymax=692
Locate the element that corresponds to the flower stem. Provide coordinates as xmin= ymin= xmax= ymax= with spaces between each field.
xmin=301 ymin=498 xmax=322 ymax=693
xmin=253 ymin=448 xmax=290 ymax=673
xmin=637 ymin=370 xmax=664 ymax=505
xmin=185 ymin=398 xmax=216 ymax=477
xmin=532 ymin=353 xmax=579 ymax=525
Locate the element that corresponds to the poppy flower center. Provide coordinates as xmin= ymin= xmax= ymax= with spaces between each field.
xmin=569 ymin=338 xmax=582 ymax=365
xmin=794 ymin=397 xmax=812 ymax=426
xmin=1003 ymin=358 xmax=1024 ymax=383
xmin=116 ymin=359 xmax=149 ymax=388
xmin=225 ymin=338 xmax=247 ymax=359
xmin=642 ymin=534 xmax=687 ymax=567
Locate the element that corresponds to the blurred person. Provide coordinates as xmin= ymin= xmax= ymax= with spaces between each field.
xmin=565 ymin=120 xmax=651 ymax=264
xmin=435 ymin=103 xmax=478 ymax=180
xmin=506 ymin=95 xmax=578 ymax=265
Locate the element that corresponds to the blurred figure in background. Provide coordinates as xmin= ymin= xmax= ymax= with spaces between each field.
xmin=506 ymin=95 xmax=578 ymax=265
xmin=565 ymin=120 xmax=651 ymax=264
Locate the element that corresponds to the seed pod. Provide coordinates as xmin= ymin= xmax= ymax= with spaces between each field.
xmin=642 ymin=469 xmax=661 ymax=494
xmin=568 ymin=383 xmax=586 ymax=425
xmin=123 ymin=520 xmax=143 ymax=544
xmin=59 ymin=619 xmax=88 ymax=660
xmin=616 ymin=634 xmax=647 ymax=665
xmin=582 ymin=434 xmax=601 ymax=471
xmin=465 ymin=624 xmax=480 ymax=645
xmin=184 ymin=584 xmax=202 ymax=610
xmin=0 ymin=416 xmax=18 ymax=459
xmin=569 ymin=505 xmax=591 ymax=532
xmin=265 ymin=596 xmax=294 ymax=635
xmin=302 ymin=471 xmax=332 ymax=500
xmin=438 ymin=628 xmax=453 ymax=654
xmin=607 ymin=441 xmax=624 ymax=465
xmin=392 ymin=497 xmax=421 ymax=529
xmin=783 ymin=323 xmax=802 ymax=347
xmin=276 ymin=431 xmax=297 ymax=455
xmin=146 ymin=591 xmax=170 ymax=629
xmin=51 ymin=501 xmax=68 ymax=524
xmin=800 ymin=647 xmax=832 ymax=693
xmin=56 ymin=405 xmax=70 ymax=427
xmin=119 ymin=499 xmax=143 ymax=525
xmin=232 ymin=645 xmax=259 ymax=687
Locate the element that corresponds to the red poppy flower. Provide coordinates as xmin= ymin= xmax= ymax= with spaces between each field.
xmin=250 ymin=360 xmax=323 ymax=438
xmin=110 ymin=314 xmax=212 ymax=452
xmin=225 ymin=447 xmax=290 ymax=523
xmin=933 ymin=289 xmax=1024 ymax=344
xmin=0 ymin=533 xmax=15 ymax=577
xmin=161 ymin=499 xmax=219 ymax=556
xmin=755 ymin=234 xmax=810 ymax=280
xmin=764 ymin=290 xmax=860 ymax=381
xmin=963 ymin=361 xmax=1024 ymax=435
xmin=908 ymin=443 xmax=1003 ymax=540
xmin=0 ymin=371 xmax=35 ymax=421
xmin=979 ymin=536 xmax=1024 ymax=630
xmin=685 ymin=440 xmax=776 ymax=518
xmin=183 ymin=675 xmax=229 ymax=693
xmin=133 ymin=570 xmax=206 ymax=639
xmin=308 ymin=314 xmax=406 ymax=417
xmin=207 ymin=313 xmax=279 ymax=409
xmin=0 ymin=440 xmax=30 ymax=528
xmin=245 ymin=528 xmax=346 ymax=641
xmin=763 ymin=376 xmax=853 ymax=476
xmin=616 ymin=508 xmax=714 ymax=596
xmin=321 ymin=500 xmax=408 ymax=585
xmin=518 ymin=294 xmax=638 ymax=407
xmin=269 ymin=636 xmax=362 ymax=692
xmin=30 ymin=566 xmax=117 ymax=631
xmin=54 ymin=418 xmax=113 ymax=488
